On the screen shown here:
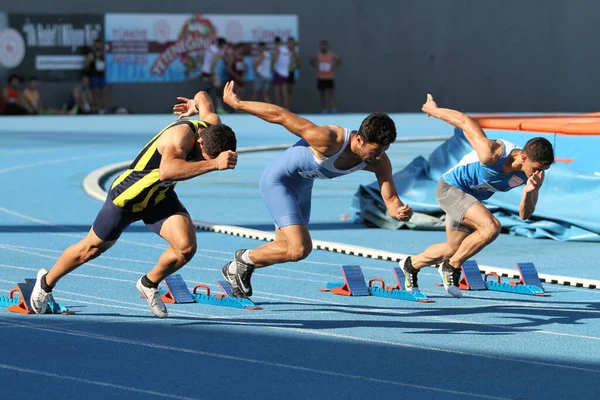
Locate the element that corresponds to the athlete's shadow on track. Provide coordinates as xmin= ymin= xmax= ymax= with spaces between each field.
xmin=171 ymin=298 xmax=600 ymax=336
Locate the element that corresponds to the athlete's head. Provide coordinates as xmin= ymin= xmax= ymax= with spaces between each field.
xmin=320 ymin=40 xmax=329 ymax=53
xmin=217 ymin=37 xmax=227 ymax=49
xmin=354 ymin=112 xmax=397 ymax=163
xmin=520 ymin=137 xmax=554 ymax=177
xmin=274 ymin=36 xmax=282 ymax=45
xmin=198 ymin=124 xmax=237 ymax=160
xmin=258 ymin=41 xmax=266 ymax=52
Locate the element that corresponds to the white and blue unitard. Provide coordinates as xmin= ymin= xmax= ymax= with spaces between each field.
xmin=260 ymin=128 xmax=366 ymax=227
xmin=442 ymin=139 xmax=528 ymax=201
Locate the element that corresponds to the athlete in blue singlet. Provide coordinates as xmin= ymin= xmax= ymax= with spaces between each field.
xmin=29 ymin=91 xmax=238 ymax=318
xmin=220 ymin=81 xmax=414 ymax=298
xmin=399 ymin=94 xmax=554 ymax=297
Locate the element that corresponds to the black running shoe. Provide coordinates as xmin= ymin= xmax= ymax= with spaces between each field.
xmin=222 ymin=249 xmax=255 ymax=297
xmin=438 ymin=260 xmax=463 ymax=298
xmin=221 ymin=262 xmax=248 ymax=298
xmin=399 ymin=256 xmax=420 ymax=292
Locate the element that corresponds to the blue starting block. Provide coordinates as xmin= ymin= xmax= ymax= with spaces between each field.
xmin=453 ymin=260 xmax=549 ymax=297
xmin=1 ymin=279 xmax=71 ymax=315
xmin=160 ymin=274 xmax=196 ymax=304
xmin=320 ymin=265 xmax=434 ymax=303
xmin=192 ymin=281 xmax=262 ymax=310
xmin=143 ymin=274 xmax=261 ymax=310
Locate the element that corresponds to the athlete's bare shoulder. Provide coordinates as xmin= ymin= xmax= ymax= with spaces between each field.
xmin=157 ymin=121 xmax=196 ymax=154
xmin=326 ymin=124 xmax=346 ymax=143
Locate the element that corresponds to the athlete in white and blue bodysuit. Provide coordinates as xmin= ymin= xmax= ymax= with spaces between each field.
xmin=400 ymin=94 xmax=554 ymax=298
xmin=220 ymin=81 xmax=414 ymax=298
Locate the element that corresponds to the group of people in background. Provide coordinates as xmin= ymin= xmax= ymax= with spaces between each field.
xmin=0 ymin=39 xmax=110 ymax=116
xmin=199 ymin=37 xmax=341 ymax=114
xmin=1 ymin=37 xmax=341 ymax=116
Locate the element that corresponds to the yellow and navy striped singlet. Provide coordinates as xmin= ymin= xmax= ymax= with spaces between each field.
xmin=109 ymin=119 xmax=210 ymax=212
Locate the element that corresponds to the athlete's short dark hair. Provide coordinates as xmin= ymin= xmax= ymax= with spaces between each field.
xmin=523 ymin=137 xmax=554 ymax=166
xmin=358 ymin=112 xmax=397 ymax=146
xmin=200 ymin=124 xmax=237 ymax=158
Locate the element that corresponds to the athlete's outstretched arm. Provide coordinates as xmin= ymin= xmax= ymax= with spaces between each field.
xmin=172 ymin=91 xmax=221 ymax=125
xmin=159 ymin=126 xmax=237 ymax=181
xmin=365 ymin=154 xmax=413 ymax=221
xmin=222 ymin=81 xmax=337 ymax=154
xmin=421 ymin=94 xmax=500 ymax=165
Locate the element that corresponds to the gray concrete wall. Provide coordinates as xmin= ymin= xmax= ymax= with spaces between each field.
xmin=1 ymin=0 xmax=598 ymax=113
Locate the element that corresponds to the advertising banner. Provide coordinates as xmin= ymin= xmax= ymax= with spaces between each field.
xmin=0 ymin=14 xmax=103 ymax=80
xmin=105 ymin=14 xmax=298 ymax=83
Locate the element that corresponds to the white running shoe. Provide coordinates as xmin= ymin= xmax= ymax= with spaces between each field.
xmin=136 ymin=277 xmax=168 ymax=318
xmin=30 ymin=268 xmax=52 ymax=314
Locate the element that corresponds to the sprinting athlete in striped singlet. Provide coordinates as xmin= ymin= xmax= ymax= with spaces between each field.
xmin=30 ymin=91 xmax=238 ymax=318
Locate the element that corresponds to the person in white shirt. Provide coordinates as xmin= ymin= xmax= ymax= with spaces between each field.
xmin=252 ymin=42 xmax=272 ymax=103
xmin=271 ymin=36 xmax=291 ymax=109
xmin=201 ymin=37 xmax=228 ymax=114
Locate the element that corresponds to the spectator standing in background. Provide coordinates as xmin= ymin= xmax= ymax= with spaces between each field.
xmin=227 ymin=43 xmax=247 ymax=101
xmin=252 ymin=42 xmax=272 ymax=103
xmin=271 ymin=36 xmax=291 ymax=110
xmin=201 ymin=37 xmax=228 ymax=115
xmin=84 ymin=39 xmax=109 ymax=114
xmin=287 ymin=37 xmax=301 ymax=111
xmin=310 ymin=40 xmax=342 ymax=114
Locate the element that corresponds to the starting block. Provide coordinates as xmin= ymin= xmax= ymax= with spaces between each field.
xmin=0 ymin=279 xmax=71 ymax=315
xmin=157 ymin=274 xmax=196 ymax=304
xmin=142 ymin=274 xmax=261 ymax=310
xmin=192 ymin=281 xmax=262 ymax=310
xmin=320 ymin=265 xmax=434 ymax=303
xmin=441 ymin=260 xmax=549 ymax=297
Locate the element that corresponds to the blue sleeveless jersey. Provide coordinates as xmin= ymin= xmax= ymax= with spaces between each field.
xmin=259 ymin=129 xmax=366 ymax=228
xmin=264 ymin=129 xmax=366 ymax=184
xmin=442 ymin=140 xmax=527 ymax=201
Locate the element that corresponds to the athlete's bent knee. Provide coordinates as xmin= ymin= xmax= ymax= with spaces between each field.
xmin=287 ymin=244 xmax=312 ymax=262
xmin=177 ymin=244 xmax=197 ymax=263
xmin=480 ymin=218 xmax=501 ymax=242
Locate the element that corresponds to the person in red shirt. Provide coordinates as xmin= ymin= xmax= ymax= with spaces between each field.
xmin=310 ymin=40 xmax=342 ymax=114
